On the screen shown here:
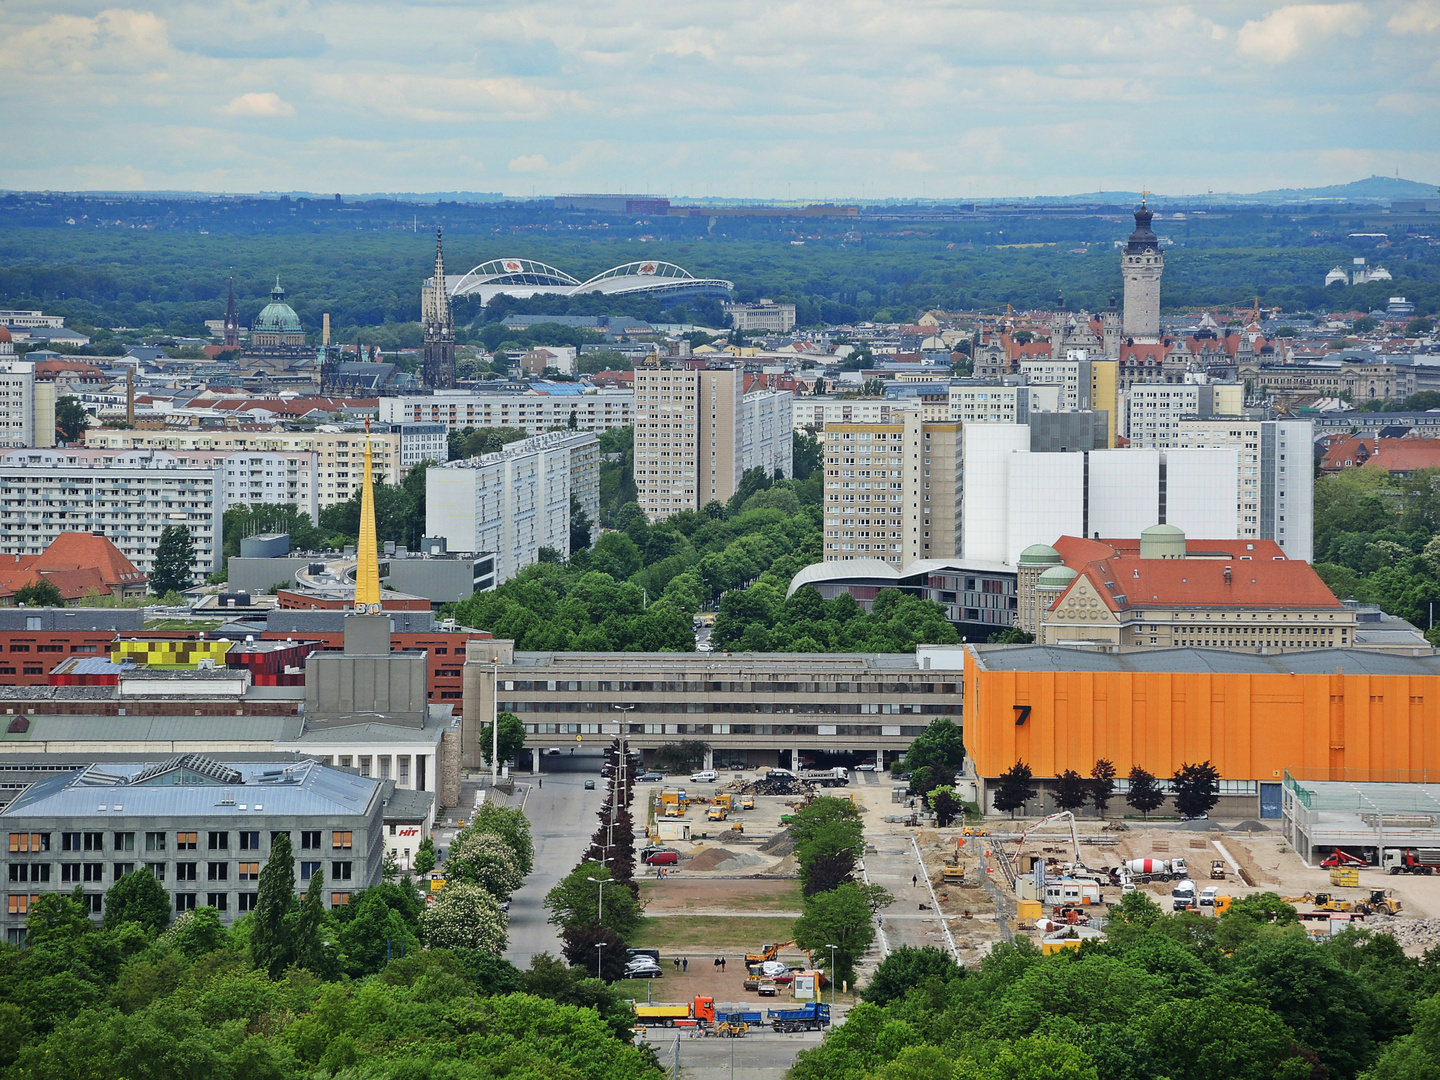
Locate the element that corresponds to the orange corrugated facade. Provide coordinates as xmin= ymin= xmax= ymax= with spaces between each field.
xmin=964 ymin=651 xmax=1440 ymax=781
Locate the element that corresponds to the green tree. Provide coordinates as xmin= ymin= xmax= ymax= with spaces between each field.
xmin=544 ymin=863 xmax=642 ymax=939
xmin=414 ymin=836 xmax=437 ymax=875
xmin=1090 ymin=758 xmax=1117 ymax=816
xmin=1126 ymin=766 xmax=1166 ymax=819
xmin=478 ymin=710 xmax=526 ymax=765
xmin=1365 ymin=990 xmax=1440 ymax=1079
xmin=902 ymin=716 xmax=965 ymax=778
xmin=149 ymin=525 xmax=196 ymax=595
xmin=992 ymin=761 xmax=1038 ymax=817
xmin=251 ymin=831 xmax=296 ymax=978
xmin=54 ymin=396 xmax=89 ymax=442
xmin=793 ymin=882 xmax=881 ymax=987
xmin=1173 ymin=760 xmax=1221 ymax=818
xmin=25 ymin=887 xmax=93 ymax=948
xmin=570 ymin=494 xmax=593 ymax=552
xmin=862 ymin=945 xmax=965 ymax=1007
xmin=1406 ymin=316 xmax=1435 ymax=337
xmin=103 ymin=869 xmax=171 ymax=935
xmin=446 ymin=830 xmax=525 ymax=900
xmin=1054 ymin=769 xmax=1091 ymax=812
xmin=12 ymin=579 xmax=63 ymax=608
xmin=467 ymin=803 xmax=535 ymax=876
xmin=1141 ymin=997 xmax=1309 ymax=1080
xmin=291 ymin=867 xmax=332 ymax=975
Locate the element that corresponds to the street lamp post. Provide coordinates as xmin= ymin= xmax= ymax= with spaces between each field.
xmin=586 ymin=874 xmax=609 ymax=922
xmin=491 ymin=658 xmax=499 ymax=789
xmin=610 ymin=705 xmax=635 ymax=859
xmin=596 ymin=941 xmax=608 ymax=981
xmin=827 ymin=944 xmax=838 ymax=1025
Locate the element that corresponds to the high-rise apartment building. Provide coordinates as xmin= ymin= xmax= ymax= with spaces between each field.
xmin=1020 ymin=355 xmax=1090 ymax=410
xmin=1177 ymin=418 xmax=1315 ymax=562
xmin=379 ymin=390 xmax=634 ymax=436
xmin=822 ymin=415 xmax=960 ymax=566
xmin=635 ymin=366 xmax=792 ymax=520
xmin=425 ymin=431 xmax=599 ymax=583
xmin=1122 ymin=383 xmax=1244 ymax=448
xmin=0 ymin=357 xmax=56 ymax=449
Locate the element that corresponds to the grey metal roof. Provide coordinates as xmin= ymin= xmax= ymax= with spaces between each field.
xmin=968 ymin=645 xmax=1440 ymax=676
xmin=382 ymin=785 xmax=434 ymax=822
xmin=285 ymin=719 xmax=446 ymax=746
xmin=0 ymin=759 xmax=379 ymax=819
xmin=0 ymin=608 xmax=144 ymax=631
xmin=0 ymin=714 xmax=304 ymax=743
xmin=266 ymin=610 xmax=436 ymax=634
xmin=510 ymin=651 xmax=925 ymax=672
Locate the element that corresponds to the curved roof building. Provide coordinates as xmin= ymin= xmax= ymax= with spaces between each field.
xmin=446 ymin=258 xmax=732 ymax=306
xmin=251 ymin=278 xmax=304 ymax=345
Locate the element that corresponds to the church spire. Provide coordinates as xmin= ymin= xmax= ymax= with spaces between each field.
xmin=422 ymin=226 xmax=457 ymax=390
xmin=223 ymin=277 xmax=239 ymax=349
xmin=353 ymin=419 xmax=382 ymax=613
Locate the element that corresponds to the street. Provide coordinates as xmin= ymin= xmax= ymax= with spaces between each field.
xmin=639 ymin=1027 xmax=825 ymax=1080
xmin=501 ymin=756 xmax=605 ymax=967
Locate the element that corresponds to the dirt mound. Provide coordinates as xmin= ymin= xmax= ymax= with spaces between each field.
xmin=1230 ymin=820 xmax=1271 ymax=832
xmin=1374 ymin=918 xmax=1440 ymax=950
xmin=760 ymin=830 xmax=795 ymax=856
xmin=713 ymin=852 xmax=767 ymax=873
xmin=769 ymin=853 xmax=799 ymax=877
xmin=1179 ymin=818 xmax=1222 ymax=831
xmin=742 ymin=777 xmax=814 ymax=796
xmin=685 ymin=847 xmax=740 ymax=871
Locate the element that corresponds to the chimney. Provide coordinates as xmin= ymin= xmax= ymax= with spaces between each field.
xmin=126 ymin=366 xmax=135 ymax=427
xmin=323 ymin=313 xmax=331 ymax=347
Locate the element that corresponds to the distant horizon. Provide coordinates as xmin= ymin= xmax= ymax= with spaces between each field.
xmin=2 ymin=173 xmax=1436 ymax=207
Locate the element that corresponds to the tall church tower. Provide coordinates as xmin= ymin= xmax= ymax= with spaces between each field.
xmin=1121 ymin=200 xmax=1163 ymax=340
xmin=223 ymin=278 xmax=240 ymax=349
xmin=422 ymin=228 xmax=456 ymax=390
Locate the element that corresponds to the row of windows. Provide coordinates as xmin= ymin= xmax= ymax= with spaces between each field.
xmin=507 ymin=701 xmax=947 ymax=716
xmin=525 ymin=722 xmax=933 ymax=737
xmin=5 ymin=890 xmax=355 ymax=921
xmin=9 ymin=830 xmax=353 ymax=854
xmin=502 ymin=679 xmax=956 ymax=694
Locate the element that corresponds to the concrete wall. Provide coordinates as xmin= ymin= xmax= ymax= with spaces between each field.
xmin=305 ymin=653 xmax=429 ymax=726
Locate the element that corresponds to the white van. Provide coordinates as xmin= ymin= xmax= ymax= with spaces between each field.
xmin=690 ymin=770 xmax=717 ymax=783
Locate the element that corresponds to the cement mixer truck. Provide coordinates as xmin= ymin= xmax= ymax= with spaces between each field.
xmin=1111 ymin=857 xmax=1188 ymax=885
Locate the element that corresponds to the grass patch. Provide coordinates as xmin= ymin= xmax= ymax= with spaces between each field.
xmin=638 ymin=880 xmax=802 ymax=913
xmin=631 ymin=915 xmax=797 ymax=952
xmin=144 ymin=618 xmax=223 ymax=631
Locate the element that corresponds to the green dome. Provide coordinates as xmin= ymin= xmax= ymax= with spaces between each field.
xmin=1019 ymin=543 xmax=1063 ymax=566
xmin=1141 ymin=523 xmax=1184 ymax=537
xmin=1036 ymin=565 xmax=1078 ymax=588
xmin=1140 ymin=522 xmax=1186 ymax=560
xmin=253 ymin=278 xmax=302 ymax=335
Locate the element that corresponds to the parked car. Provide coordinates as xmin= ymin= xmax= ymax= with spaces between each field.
xmin=766 ymin=768 xmax=796 ymax=780
xmin=1199 ymin=886 xmax=1219 ymax=907
xmin=543 ymin=747 xmax=562 ymax=756
xmin=642 ymin=849 xmax=680 ymax=865
xmin=690 ymin=770 xmax=717 ymax=783
xmin=855 ymin=762 xmax=878 ymax=772
xmin=624 ymin=958 xmax=664 ymax=979
xmin=638 ymin=771 xmax=666 ymax=782
xmin=584 ymin=779 xmax=596 ymax=790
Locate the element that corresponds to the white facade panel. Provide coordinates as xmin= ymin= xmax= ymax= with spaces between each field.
xmin=1164 ymin=449 xmax=1240 ymax=540
xmin=1006 ymin=453 xmax=1085 ymax=563
xmin=1089 ymin=450 xmax=1160 ymax=538
xmin=960 ymin=424 xmax=1031 ymax=564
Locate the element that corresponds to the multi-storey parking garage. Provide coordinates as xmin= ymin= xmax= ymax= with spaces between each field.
xmin=460 ymin=643 xmax=960 ymax=772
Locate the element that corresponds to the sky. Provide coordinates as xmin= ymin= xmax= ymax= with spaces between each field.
xmin=2 ymin=1 xmax=1438 ymax=199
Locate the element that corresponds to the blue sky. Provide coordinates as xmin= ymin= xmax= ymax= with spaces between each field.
xmin=2 ymin=1 xmax=1437 ymax=198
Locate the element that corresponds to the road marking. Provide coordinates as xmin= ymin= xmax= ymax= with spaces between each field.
xmin=909 ymin=835 xmax=961 ymax=964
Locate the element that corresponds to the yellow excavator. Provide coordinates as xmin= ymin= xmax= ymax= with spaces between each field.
xmin=744 ymin=941 xmax=794 ymax=966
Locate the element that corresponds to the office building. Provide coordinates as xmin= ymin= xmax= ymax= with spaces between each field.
xmin=379 ymin=390 xmax=634 ymax=436
xmin=959 ymin=425 xmax=1239 ymax=566
xmin=1088 ymin=359 xmax=1120 ymax=447
xmin=822 ymin=416 xmax=960 ymax=566
xmin=0 ymin=755 xmax=384 ymax=936
xmin=1020 ymin=356 xmax=1090 ymax=410
xmin=634 ymin=366 xmax=792 ymax=521
xmin=1015 ymin=528 xmax=1356 ymax=649
xmin=0 ymin=453 xmax=222 ymax=577
xmin=426 ymin=431 xmax=599 ymax=582
xmin=461 ymin=639 xmax=959 ymax=773
xmin=794 ymin=397 xmax=916 ymax=431
xmin=1178 ymin=418 xmax=1315 ymax=561
xmin=723 ymin=300 xmax=797 ymax=333
xmin=396 ymin=423 xmax=448 ymax=470
xmin=946 ymin=381 xmax=1057 ymax=425
xmin=787 ymin=557 xmax=1018 ymax=637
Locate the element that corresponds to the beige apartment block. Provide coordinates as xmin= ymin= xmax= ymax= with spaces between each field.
xmin=823 ymin=416 xmax=960 ymax=567
xmin=84 ymin=428 xmax=400 ymax=508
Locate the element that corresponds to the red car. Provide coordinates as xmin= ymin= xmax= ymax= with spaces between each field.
xmin=643 ymin=849 xmax=679 ymax=865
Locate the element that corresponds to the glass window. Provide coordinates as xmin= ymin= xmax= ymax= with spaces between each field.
xmin=175 ymin=894 xmax=197 ymax=912
xmin=331 ymin=831 xmax=352 ymax=850
xmin=114 ymin=832 xmax=135 ymax=852
xmin=331 ymin=861 xmax=352 ymax=881
xmin=207 ymin=863 xmax=229 ymax=881
xmin=300 ymin=861 xmax=321 ymax=880
xmin=176 ymin=863 xmax=197 ymax=881
xmin=207 ymin=832 xmax=229 ymax=851
xmin=145 ymin=832 xmax=166 ymax=852
xmin=238 ymin=832 xmax=260 ymax=851
xmin=176 ymin=832 xmax=197 ymax=850
xmin=300 ymin=831 xmax=321 ymax=850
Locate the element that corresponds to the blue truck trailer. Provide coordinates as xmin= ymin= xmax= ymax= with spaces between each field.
xmin=767 ymin=1002 xmax=831 ymax=1032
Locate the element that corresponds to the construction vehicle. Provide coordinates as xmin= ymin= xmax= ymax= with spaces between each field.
xmin=1383 ymin=848 xmax=1440 ymax=875
xmin=797 ymin=767 xmax=850 ymax=787
xmin=1116 ymin=857 xmax=1189 ymax=884
xmin=1282 ymin=893 xmax=1315 ymax=905
xmin=730 ymin=821 xmax=744 ymax=834
xmin=768 ymin=1002 xmax=831 ymax=1033
xmin=1356 ymin=890 xmax=1403 ymax=916
xmin=1329 ymin=866 xmax=1360 ymax=888
xmin=1012 ymin=811 xmax=1105 ymax=882
xmin=634 ymin=996 xmax=717 ymax=1028
xmin=712 ymin=1021 xmax=748 ymax=1038
xmin=707 ymin=805 xmax=728 ymax=821
xmin=712 ymin=792 xmax=734 ymax=812
xmin=943 ymin=859 xmax=967 ymax=886
xmin=744 ymin=941 xmax=794 ymax=966
xmin=1210 ymin=860 xmax=1228 ymax=880
xmin=1321 ymin=848 xmax=1368 ymax=868
xmin=659 ymin=788 xmax=688 ymax=809
xmin=1311 ymin=893 xmax=1355 ymax=913
xmin=716 ymin=1008 xmax=763 ymax=1027
xmin=739 ymin=795 xmax=755 ymax=811
xmin=662 ymin=802 xmax=686 ymax=818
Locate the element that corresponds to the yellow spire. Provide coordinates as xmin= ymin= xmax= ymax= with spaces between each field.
xmin=354 ymin=419 xmax=382 ymax=613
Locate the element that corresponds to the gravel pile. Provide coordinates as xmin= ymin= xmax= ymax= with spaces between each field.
xmin=1371 ymin=918 xmax=1440 ymax=949
xmin=759 ymin=831 xmax=795 ymax=856
xmin=741 ymin=777 xmax=814 ymax=797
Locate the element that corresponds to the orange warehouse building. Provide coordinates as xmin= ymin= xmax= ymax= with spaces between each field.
xmin=963 ymin=645 xmax=1440 ymax=820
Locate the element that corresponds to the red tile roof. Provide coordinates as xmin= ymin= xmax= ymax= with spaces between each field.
xmin=29 ymin=532 xmax=147 ymax=588
xmin=1321 ymin=437 xmax=1440 ymax=474
xmin=1051 ymin=535 xmax=1342 ymax=613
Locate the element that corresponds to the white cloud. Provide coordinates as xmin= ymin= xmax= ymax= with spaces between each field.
xmin=0 ymin=8 xmax=171 ymax=75
xmin=1388 ymin=1 xmax=1440 ymax=33
xmin=1236 ymin=4 xmax=1371 ymax=62
xmin=508 ymin=154 xmax=549 ymax=173
xmin=219 ymin=91 xmax=294 ymax=117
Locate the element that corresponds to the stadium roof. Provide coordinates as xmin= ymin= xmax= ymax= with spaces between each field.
xmin=446 ymin=259 xmax=732 ymax=305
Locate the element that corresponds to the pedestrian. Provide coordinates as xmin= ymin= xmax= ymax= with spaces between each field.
xmin=683 ymin=957 xmax=688 ymax=972
xmin=912 ymin=874 xmax=918 ymax=888
xmin=714 ymin=958 xmax=720 ymax=970
xmin=721 ymin=957 xmax=726 ymax=972
xmin=674 ymin=957 xmax=680 ymax=971
xmin=538 ymin=777 xmax=542 ymax=789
